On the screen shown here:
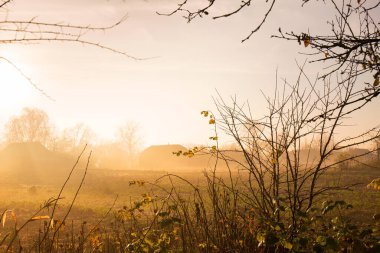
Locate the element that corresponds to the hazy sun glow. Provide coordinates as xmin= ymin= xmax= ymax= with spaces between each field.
xmin=0 ymin=0 xmax=378 ymax=147
xmin=0 ymin=60 xmax=34 ymax=109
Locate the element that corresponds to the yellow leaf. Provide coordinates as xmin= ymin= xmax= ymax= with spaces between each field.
xmin=1 ymin=211 xmax=7 ymax=228
xmin=198 ymin=243 xmax=207 ymax=249
xmin=186 ymin=150 xmax=194 ymax=158
xmin=1 ymin=210 xmax=16 ymax=227
xmin=303 ymin=36 xmax=311 ymax=47
xmin=283 ymin=241 xmax=293 ymax=250
xmin=367 ymin=178 xmax=380 ymax=190
xmin=201 ymin=111 xmax=208 ymax=117
xmin=50 ymin=219 xmax=55 ymax=229
xmin=173 ymin=150 xmax=183 ymax=156
xmin=10 ymin=211 xmax=16 ymax=223
xmin=30 ymin=215 xmax=50 ymax=221
xmin=374 ymin=77 xmax=379 ymax=87
xmin=60 ymin=221 xmax=65 ymax=231
xmin=142 ymin=193 xmax=152 ymax=202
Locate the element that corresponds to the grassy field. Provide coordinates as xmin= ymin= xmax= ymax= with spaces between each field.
xmin=1 ymin=160 xmax=380 ymax=252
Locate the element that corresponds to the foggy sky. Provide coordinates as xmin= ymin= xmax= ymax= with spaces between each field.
xmin=0 ymin=0 xmax=378 ymax=146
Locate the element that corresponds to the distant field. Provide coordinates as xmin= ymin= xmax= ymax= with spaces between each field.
xmin=1 ymin=162 xmax=380 ymax=223
xmin=1 ymin=161 xmax=379 ymax=252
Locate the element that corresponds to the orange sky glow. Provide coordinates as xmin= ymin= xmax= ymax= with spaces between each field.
xmin=0 ymin=0 xmax=379 ymax=147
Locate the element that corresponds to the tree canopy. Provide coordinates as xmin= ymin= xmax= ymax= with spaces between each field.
xmin=4 ymin=107 xmax=52 ymax=146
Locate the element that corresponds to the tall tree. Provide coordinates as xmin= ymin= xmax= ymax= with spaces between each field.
xmin=4 ymin=107 xmax=52 ymax=146
xmin=116 ymin=122 xmax=143 ymax=169
xmin=54 ymin=123 xmax=95 ymax=153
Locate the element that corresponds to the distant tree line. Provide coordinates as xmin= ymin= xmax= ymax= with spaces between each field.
xmin=1 ymin=107 xmax=143 ymax=170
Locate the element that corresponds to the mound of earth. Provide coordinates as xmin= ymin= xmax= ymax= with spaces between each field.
xmin=0 ymin=142 xmax=73 ymax=184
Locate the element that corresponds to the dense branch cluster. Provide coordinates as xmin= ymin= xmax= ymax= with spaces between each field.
xmin=274 ymin=0 xmax=380 ymax=85
xmin=163 ymin=0 xmax=379 ymax=84
xmin=213 ymin=68 xmax=380 ymax=220
xmin=157 ymin=0 xmax=277 ymax=42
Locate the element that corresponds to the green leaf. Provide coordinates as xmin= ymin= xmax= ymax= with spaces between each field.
xmin=316 ymin=235 xmax=326 ymax=246
xmin=256 ymin=233 xmax=265 ymax=246
xmin=282 ymin=241 xmax=293 ymax=250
